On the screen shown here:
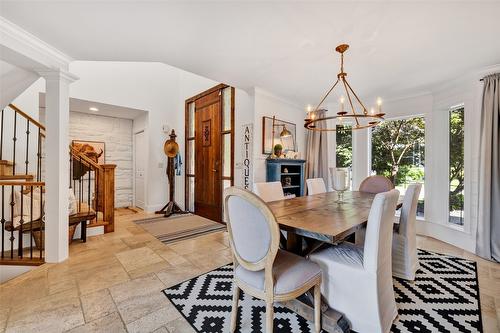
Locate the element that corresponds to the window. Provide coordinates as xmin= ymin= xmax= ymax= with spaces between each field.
xmin=371 ymin=116 xmax=425 ymax=217
xmin=449 ymin=107 xmax=464 ymax=225
xmin=336 ymin=125 xmax=352 ymax=168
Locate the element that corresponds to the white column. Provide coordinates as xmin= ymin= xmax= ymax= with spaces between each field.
xmin=352 ymin=128 xmax=370 ymax=190
xmin=38 ymin=70 xmax=77 ymax=263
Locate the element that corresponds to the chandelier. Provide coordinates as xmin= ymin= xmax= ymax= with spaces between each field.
xmin=304 ymin=44 xmax=385 ymax=131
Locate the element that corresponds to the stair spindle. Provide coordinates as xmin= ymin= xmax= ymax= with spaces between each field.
xmin=12 ymin=112 xmax=17 ymax=175
xmin=18 ymin=185 xmax=23 ymax=258
xmin=0 ymin=109 xmax=4 ymax=160
xmin=39 ymin=186 xmax=43 ymax=259
xmin=9 ymin=185 xmax=14 ymax=258
xmin=30 ymin=186 xmax=33 ymax=259
xmin=25 ymin=119 xmax=30 ymax=175
xmin=1 ymin=186 xmax=4 ymax=258
xmin=37 ymin=128 xmax=42 ymax=182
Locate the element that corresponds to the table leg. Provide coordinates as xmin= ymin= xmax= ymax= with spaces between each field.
xmin=286 ymin=232 xmax=303 ymax=255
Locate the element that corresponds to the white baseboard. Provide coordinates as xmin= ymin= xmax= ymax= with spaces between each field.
xmin=416 ymin=220 xmax=475 ymax=253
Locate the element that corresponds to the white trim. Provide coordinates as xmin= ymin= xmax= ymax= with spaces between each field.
xmin=0 ymin=17 xmax=73 ymax=71
xmin=254 ymin=87 xmax=303 ymax=110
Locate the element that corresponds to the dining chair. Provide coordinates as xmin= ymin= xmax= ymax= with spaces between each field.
xmin=309 ymin=189 xmax=400 ymax=333
xmin=224 ymin=187 xmax=322 ymax=333
xmin=253 ymin=181 xmax=285 ymax=202
xmin=359 ymin=175 xmax=394 ymax=194
xmin=392 ymin=183 xmax=422 ymax=280
xmin=306 ymin=178 xmax=327 ymax=195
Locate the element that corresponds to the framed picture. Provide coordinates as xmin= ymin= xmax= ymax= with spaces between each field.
xmin=71 ymin=140 xmax=105 ymax=164
xmin=262 ymin=116 xmax=297 ymax=154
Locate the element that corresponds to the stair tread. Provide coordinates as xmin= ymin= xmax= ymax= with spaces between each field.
xmin=0 ymin=160 xmax=14 ymax=166
xmin=0 ymin=174 xmax=35 ymax=180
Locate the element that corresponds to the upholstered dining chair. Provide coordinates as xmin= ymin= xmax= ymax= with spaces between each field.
xmin=309 ymin=189 xmax=400 ymax=333
xmin=253 ymin=181 xmax=285 ymax=202
xmin=392 ymin=183 xmax=422 ymax=280
xmin=306 ymin=178 xmax=327 ymax=195
xmin=359 ymin=175 xmax=394 ymax=194
xmin=224 ymin=187 xmax=322 ymax=333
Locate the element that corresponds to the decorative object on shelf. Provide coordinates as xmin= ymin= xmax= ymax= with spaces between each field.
xmin=331 ymin=167 xmax=351 ymax=203
xmin=266 ymin=159 xmax=306 ymax=197
xmin=304 ymin=44 xmax=385 ymax=131
xmin=156 ymin=129 xmax=189 ymax=217
xmin=273 ymin=144 xmax=283 ymax=157
xmin=262 ymin=116 xmax=296 ymax=154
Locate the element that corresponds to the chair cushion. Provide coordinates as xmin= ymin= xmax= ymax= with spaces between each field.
xmin=235 ymin=249 xmax=321 ymax=295
xmin=311 ymin=242 xmax=364 ymax=268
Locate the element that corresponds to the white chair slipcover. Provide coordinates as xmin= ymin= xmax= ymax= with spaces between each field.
xmin=253 ymin=181 xmax=285 ymax=202
xmin=392 ymin=183 xmax=422 ymax=280
xmin=306 ymin=178 xmax=327 ymax=195
xmin=309 ymin=189 xmax=400 ymax=333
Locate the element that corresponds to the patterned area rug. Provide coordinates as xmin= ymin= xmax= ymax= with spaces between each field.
xmin=163 ymin=249 xmax=482 ymax=333
xmin=134 ymin=214 xmax=226 ymax=244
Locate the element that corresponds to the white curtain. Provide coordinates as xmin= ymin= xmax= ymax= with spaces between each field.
xmin=476 ymin=73 xmax=500 ymax=262
xmin=305 ymin=109 xmax=329 ymax=188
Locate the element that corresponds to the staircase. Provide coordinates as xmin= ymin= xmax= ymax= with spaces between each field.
xmin=0 ymin=104 xmax=116 ymax=266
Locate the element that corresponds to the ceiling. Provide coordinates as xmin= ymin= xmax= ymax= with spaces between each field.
xmin=39 ymin=94 xmax=147 ymax=120
xmin=2 ymin=1 xmax=500 ymax=106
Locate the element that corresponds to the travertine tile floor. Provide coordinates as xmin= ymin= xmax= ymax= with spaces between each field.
xmin=0 ymin=208 xmax=498 ymax=333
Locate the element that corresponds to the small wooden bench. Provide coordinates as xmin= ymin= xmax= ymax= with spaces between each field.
xmin=4 ymin=210 xmax=97 ymax=248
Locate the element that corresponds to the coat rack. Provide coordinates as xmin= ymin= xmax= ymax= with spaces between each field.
xmin=155 ymin=129 xmax=188 ymax=217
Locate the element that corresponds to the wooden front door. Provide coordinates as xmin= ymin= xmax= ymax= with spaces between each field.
xmin=185 ymin=84 xmax=234 ymax=223
xmin=194 ymin=90 xmax=222 ymax=222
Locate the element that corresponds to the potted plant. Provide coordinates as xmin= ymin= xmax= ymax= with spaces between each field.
xmin=273 ymin=144 xmax=283 ymax=158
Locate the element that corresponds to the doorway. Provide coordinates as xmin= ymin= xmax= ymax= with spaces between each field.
xmin=185 ymin=84 xmax=234 ymax=222
xmin=134 ymin=130 xmax=146 ymax=209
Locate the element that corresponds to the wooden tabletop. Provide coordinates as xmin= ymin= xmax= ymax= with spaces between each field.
xmin=267 ymin=191 xmax=403 ymax=244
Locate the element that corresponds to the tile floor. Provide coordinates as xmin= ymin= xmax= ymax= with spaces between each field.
xmin=0 ymin=208 xmax=498 ymax=333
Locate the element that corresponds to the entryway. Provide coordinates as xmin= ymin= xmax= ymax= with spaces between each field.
xmin=185 ymin=84 xmax=234 ymax=222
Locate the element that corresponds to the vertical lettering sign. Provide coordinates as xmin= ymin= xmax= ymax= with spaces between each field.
xmin=241 ymin=124 xmax=253 ymax=189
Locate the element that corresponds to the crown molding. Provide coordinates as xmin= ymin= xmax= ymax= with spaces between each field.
xmin=36 ymin=69 xmax=79 ymax=83
xmin=0 ymin=16 xmax=73 ymax=71
xmin=254 ymin=87 xmax=303 ymax=110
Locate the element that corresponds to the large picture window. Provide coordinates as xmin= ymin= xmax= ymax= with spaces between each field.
xmin=449 ymin=106 xmax=465 ymax=225
xmin=371 ymin=116 xmax=425 ymax=217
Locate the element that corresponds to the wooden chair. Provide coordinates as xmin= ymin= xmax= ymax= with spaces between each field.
xmin=359 ymin=175 xmax=394 ymax=194
xmin=306 ymin=178 xmax=327 ymax=195
xmin=253 ymin=181 xmax=285 ymax=202
xmin=392 ymin=183 xmax=422 ymax=280
xmin=224 ymin=187 xmax=322 ymax=333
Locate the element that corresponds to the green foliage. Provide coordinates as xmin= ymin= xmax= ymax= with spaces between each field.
xmin=371 ymin=117 xmax=425 ymax=186
xmin=449 ymin=108 xmax=465 ymax=212
xmin=336 ymin=126 xmax=352 ymax=168
xmin=273 ymin=144 xmax=283 ymax=150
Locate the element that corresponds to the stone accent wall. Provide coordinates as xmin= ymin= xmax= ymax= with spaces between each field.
xmin=69 ymin=111 xmax=133 ymax=207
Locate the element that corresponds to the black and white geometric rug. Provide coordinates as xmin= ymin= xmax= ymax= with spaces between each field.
xmin=163 ymin=249 xmax=482 ymax=333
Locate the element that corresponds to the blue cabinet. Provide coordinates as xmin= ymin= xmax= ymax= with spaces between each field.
xmin=266 ymin=159 xmax=306 ymax=197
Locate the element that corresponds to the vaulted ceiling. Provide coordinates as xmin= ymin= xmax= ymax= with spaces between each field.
xmin=2 ymin=1 xmax=500 ymax=105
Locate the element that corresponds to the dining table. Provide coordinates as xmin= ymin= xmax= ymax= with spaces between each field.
xmin=266 ymin=190 xmax=404 ymax=333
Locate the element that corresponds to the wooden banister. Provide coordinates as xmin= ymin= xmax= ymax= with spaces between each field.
xmin=69 ymin=145 xmax=102 ymax=171
xmin=8 ymin=104 xmax=46 ymax=133
xmin=0 ymin=181 xmax=45 ymax=186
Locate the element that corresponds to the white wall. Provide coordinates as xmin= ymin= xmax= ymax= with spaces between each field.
xmin=252 ymin=87 xmax=306 ymax=183
xmin=68 ymin=61 xmax=261 ymax=212
xmin=69 ymin=111 xmax=133 ymax=207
